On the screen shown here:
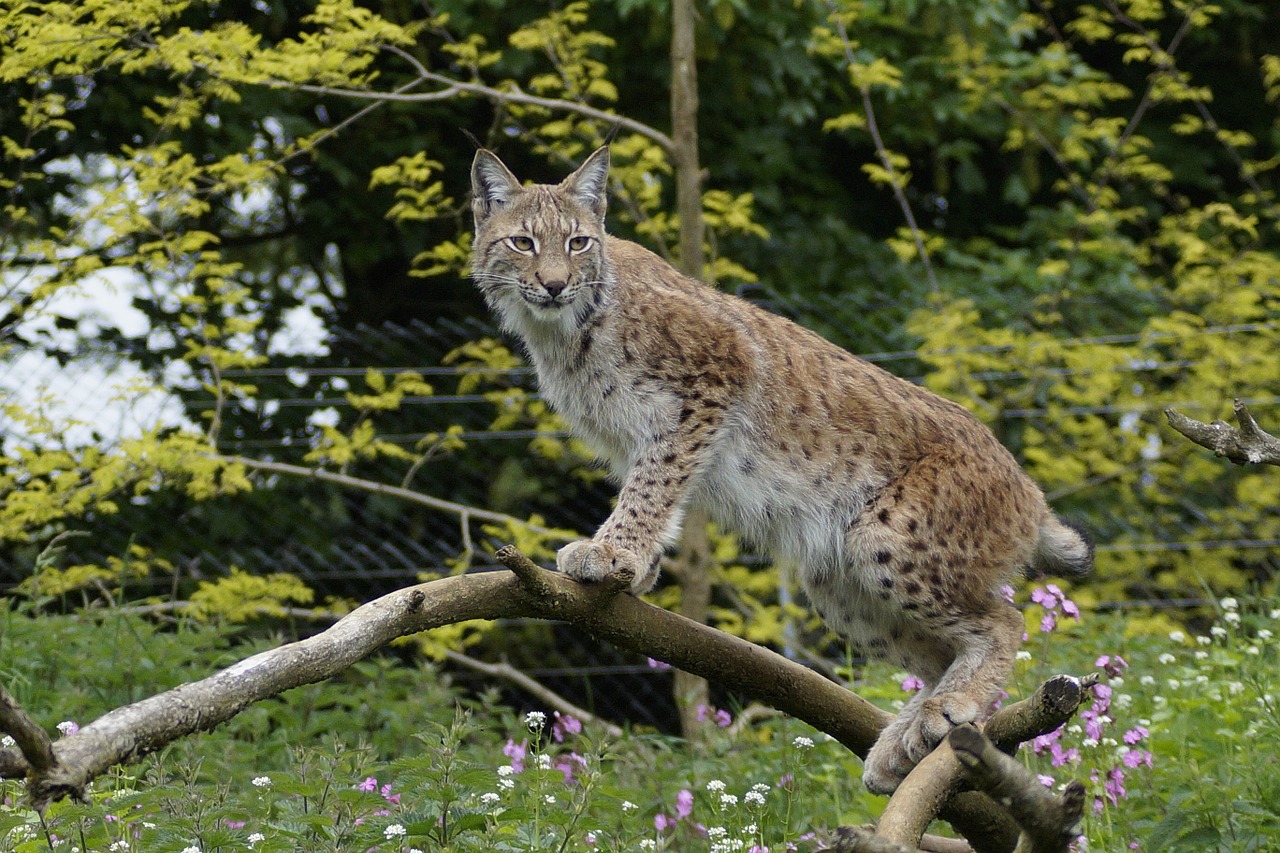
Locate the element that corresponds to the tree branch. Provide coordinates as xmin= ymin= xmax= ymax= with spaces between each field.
xmin=1164 ymin=399 xmax=1280 ymax=466
xmin=949 ymin=726 xmax=1084 ymax=853
xmin=0 ymin=684 xmax=57 ymax=776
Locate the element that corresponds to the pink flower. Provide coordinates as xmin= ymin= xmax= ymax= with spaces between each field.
xmin=1037 ymin=774 xmax=1055 ymax=787
xmin=675 ymin=789 xmax=694 ymax=819
xmin=555 ymin=752 xmax=588 ymax=784
xmin=552 ymin=712 xmax=582 ymax=743
xmin=1040 ymin=612 xmax=1058 ymax=633
xmin=380 ymin=783 xmax=400 ymax=805
xmin=901 ymin=675 xmax=925 ymax=693
xmin=503 ymin=738 xmax=527 ymax=772
xmin=1123 ymin=725 xmax=1149 ymax=745
xmin=1122 ymin=749 xmax=1153 ymax=768
xmin=357 ymin=776 xmax=378 ymax=792
xmin=655 ymin=813 xmax=674 ymax=832
xmin=696 ymin=705 xmax=732 ymax=727
xmin=1095 ymin=655 xmax=1128 ymax=677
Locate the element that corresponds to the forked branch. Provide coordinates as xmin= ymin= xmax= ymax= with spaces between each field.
xmin=1165 ymin=399 xmax=1280 ymax=466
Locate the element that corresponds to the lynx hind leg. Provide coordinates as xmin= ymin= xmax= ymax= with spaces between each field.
xmin=903 ymin=603 xmax=1024 ymax=760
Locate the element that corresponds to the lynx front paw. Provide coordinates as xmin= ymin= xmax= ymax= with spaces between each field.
xmin=556 ymin=540 xmax=648 ymax=593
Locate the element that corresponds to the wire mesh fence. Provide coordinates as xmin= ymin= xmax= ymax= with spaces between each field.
xmin=3 ymin=294 xmax=1277 ymax=729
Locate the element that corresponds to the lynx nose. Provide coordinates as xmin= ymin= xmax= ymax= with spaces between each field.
xmin=541 ymin=279 xmax=567 ymax=298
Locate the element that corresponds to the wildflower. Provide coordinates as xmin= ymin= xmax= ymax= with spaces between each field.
xmin=480 ymin=792 xmax=501 ymax=807
xmin=585 ymin=832 xmax=598 ymax=846
xmin=655 ymin=813 xmax=674 ymax=831
xmin=1157 ymin=653 xmax=1175 ymax=665
xmin=1221 ymin=597 xmax=1239 ymax=611
xmin=675 ymin=789 xmax=694 ymax=819
xmin=56 ymin=721 xmax=79 ymax=736
xmin=381 ymin=783 xmax=400 ymax=805
xmin=109 ymin=843 xmax=128 ymax=851
xmin=224 ymin=819 xmax=246 ymax=829
xmin=1000 ymin=584 xmax=1016 ymax=603
xmin=900 ymin=675 xmax=925 ymax=693
xmin=544 ymin=794 xmax=557 ymax=805
xmin=1038 ymin=774 xmax=1055 ymax=787
xmin=1015 ymin=650 xmax=1032 ymax=661
xmin=1259 ymin=629 xmax=1274 ymax=640
xmin=793 ymin=736 xmax=815 ymax=749
xmin=707 ymin=779 xmax=727 ymax=793
xmin=555 ymin=751 xmax=588 ymax=784
xmin=1122 ymin=749 xmax=1154 ymax=769
xmin=503 ymin=738 xmax=527 ymax=772
xmin=697 ymin=704 xmax=733 ymax=727
xmin=384 ymin=824 xmax=407 ymax=839
xmin=251 ymin=776 xmax=271 ymax=788
xmin=622 ymin=800 xmax=638 ymax=812
xmin=247 ymin=834 xmax=265 ymax=847
xmin=536 ymin=753 xmax=553 ymax=770
xmin=639 ymin=841 xmax=657 ymax=851
xmin=1224 ymin=612 xmax=1241 ymax=626
xmin=708 ymin=826 xmax=728 ymax=839
xmin=1169 ymin=630 xmax=1186 ymax=643
xmin=525 ymin=711 xmax=547 ymax=731
xmin=0 ymin=735 xmax=13 ymax=748
xmin=1210 ymin=626 xmax=1228 ymax=639
xmin=551 ymin=712 xmax=582 ymax=742
xmin=497 ymin=765 xmax=517 ymax=777
xmin=720 ymin=793 xmax=739 ymax=807
xmin=357 ymin=776 xmax=378 ymax=792
xmin=1095 ymin=655 xmax=1128 ymax=677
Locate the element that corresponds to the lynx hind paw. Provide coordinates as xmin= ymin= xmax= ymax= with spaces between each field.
xmin=556 ymin=540 xmax=646 ymax=593
xmin=902 ymin=694 xmax=980 ymax=765
xmin=863 ymin=731 xmax=916 ymax=795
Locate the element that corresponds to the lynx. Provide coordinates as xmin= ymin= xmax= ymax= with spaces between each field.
xmin=468 ymin=145 xmax=1093 ymax=793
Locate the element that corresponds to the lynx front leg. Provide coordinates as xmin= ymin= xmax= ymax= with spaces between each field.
xmin=558 ymin=407 xmax=722 ymax=594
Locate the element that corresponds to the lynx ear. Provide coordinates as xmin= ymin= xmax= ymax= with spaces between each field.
xmin=471 ymin=149 xmax=522 ymax=228
xmin=561 ymin=146 xmax=610 ymax=221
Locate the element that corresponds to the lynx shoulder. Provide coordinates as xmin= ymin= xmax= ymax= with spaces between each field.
xmin=468 ymin=145 xmax=1093 ymax=793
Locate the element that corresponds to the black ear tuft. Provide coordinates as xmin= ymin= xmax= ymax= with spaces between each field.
xmin=561 ymin=146 xmax=610 ymax=221
xmin=470 ymin=149 xmax=522 ymax=228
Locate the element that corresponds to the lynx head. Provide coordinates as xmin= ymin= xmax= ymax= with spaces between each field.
xmin=470 ymin=146 xmax=612 ymax=332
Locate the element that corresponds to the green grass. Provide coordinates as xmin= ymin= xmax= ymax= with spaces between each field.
xmin=2 ymin=588 xmax=1279 ymax=852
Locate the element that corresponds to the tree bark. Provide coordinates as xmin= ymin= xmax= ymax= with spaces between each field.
xmin=1165 ymin=399 xmax=1280 ymax=466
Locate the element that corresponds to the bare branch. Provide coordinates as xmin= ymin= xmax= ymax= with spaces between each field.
xmin=442 ymin=649 xmax=624 ymax=738
xmin=223 ymin=455 xmax=576 ymax=541
xmin=1165 ymin=400 xmax=1280 ymax=466
xmin=7 ymin=552 xmax=889 ymax=812
xmin=949 ymin=726 xmax=1084 ymax=853
xmin=0 ymin=684 xmax=56 ymax=775
xmin=268 ymin=72 xmax=675 ymax=154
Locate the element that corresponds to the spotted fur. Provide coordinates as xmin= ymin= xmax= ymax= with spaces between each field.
xmin=469 ymin=146 xmax=1093 ymax=793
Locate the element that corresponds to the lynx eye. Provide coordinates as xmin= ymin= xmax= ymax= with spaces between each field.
xmin=567 ymin=235 xmax=592 ymax=253
xmin=507 ymin=235 xmax=536 ymax=252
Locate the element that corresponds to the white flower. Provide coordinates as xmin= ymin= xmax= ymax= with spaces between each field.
xmin=1211 ymin=626 xmax=1228 ymax=638
xmin=497 ymin=765 xmax=516 ymax=777
xmin=707 ymin=826 xmax=728 ymax=839
xmin=1221 ymin=597 xmax=1239 ymax=611
xmin=0 ymin=735 xmax=13 ymax=748
xmin=1229 ymin=682 xmax=1245 ymax=695
xmin=180 ymin=848 xmax=201 ymax=853
xmin=543 ymin=794 xmax=557 ymax=805
xmin=1200 ymin=633 xmax=1216 ymax=644
xmin=1167 ymin=679 xmax=1181 ymax=690
xmin=1271 ymin=609 xmax=1280 ymax=620
xmin=55 ymin=721 xmax=78 ymax=735
xmin=1082 ymin=738 xmax=1098 ymax=749
xmin=1169 ymin=630 xmax=1186 ymax=643
xmin=384 ymin=824 xmax=406 ymax=839
xmin=498 ymin=778 xmax=515 ymax=791
xmin=744 ymin=790 xmax=766 ymax=806
xmin=525 ymin=711 xmax=547 ymax=730
xmin=706 ymin=779 xmax=726 ymax=793
xmin=639 ymin=841 xmax=657 ymax=850
xmin=248 ymin=833 xmax=265 ymax=846
xmin=622 ymin=800 xmax=638 ymax=811
xmin=108 ymin=843 xmax=129 ymax=852
xmin=480 ymin=792 xmax=501 ymax=806
xmin=1259 ymin=629 xmax=1274 ymax=640
xmin=744 ymin=823 xmax=758 ymax=835
xmin=793 ymin=736 xmax=815 ymax=749
xmin=1015 ymin=650 xmax=1032 ymax=661
xmin=536 ymin=754 xmax=553 ymax=770
xmin=1224 ymin=612 xmax=1241 ymax=625
xmin=1139 ymin=675 xmax=1155 ymax=685
xmin=1247 ymin=646 xmax=1261 ymax=655
xmin=251 ymin=775 xmax=272 ymax=788
xmin=1158 ymin=653 xmax=1176 ymax=664
xmin=719 ymin=793 xmax=739 ymax=807
xmin=750 ymin=782 xmax=770 ymax=793
xmin=1194 ymin=651 xmax=1209 ymax=660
